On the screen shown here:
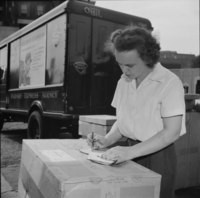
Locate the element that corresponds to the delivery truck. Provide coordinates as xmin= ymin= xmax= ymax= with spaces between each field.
xmin=0 ymin=0 xmax=153 ymax=138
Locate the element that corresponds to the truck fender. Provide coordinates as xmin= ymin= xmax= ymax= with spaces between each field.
xmin=28 ymin=100 xmax=44 ymax=117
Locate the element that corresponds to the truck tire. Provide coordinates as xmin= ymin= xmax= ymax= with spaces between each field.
xmin=27 ymin=111 xmax=44 ymax=139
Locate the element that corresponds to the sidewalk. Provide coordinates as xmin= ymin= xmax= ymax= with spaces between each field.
xmin=1 ymin=174 xmax=18 ymax=198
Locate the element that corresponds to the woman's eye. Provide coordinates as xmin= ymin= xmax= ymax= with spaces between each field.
xmin=128 ymin=65 xmax=134 ymax=68
xmin=119 ymin=63 xmax=135 ymax=68
xmin=125 ymin=65 xmax=135 ymax=68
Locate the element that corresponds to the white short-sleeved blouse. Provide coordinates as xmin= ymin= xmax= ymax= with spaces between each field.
xmin=112 ymin=63 xmax=186 ymax=141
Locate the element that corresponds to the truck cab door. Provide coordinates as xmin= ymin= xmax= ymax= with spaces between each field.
xmin=67 ymin=14 xmax=123 ymax=115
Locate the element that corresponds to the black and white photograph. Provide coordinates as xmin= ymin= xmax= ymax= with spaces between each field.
xmin=0 ymin=0 xmax=199 ymax=198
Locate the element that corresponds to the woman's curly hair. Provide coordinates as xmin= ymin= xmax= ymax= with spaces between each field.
xmin=105 ymin=26 xmax=161 ymax=68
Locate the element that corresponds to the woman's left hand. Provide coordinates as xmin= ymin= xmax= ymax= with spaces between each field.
xmin=101 ymin=146 xmax=133 ymax=164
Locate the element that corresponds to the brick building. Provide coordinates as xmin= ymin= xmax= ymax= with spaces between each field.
xmin=0 ymin=1 xmax=65 ymax=40
xmin=160 ymin=51 xmax=200 ymax=94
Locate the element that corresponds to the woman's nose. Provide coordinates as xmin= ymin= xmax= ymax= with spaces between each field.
xmin=121 ymin=66 xmax=129 ymax=74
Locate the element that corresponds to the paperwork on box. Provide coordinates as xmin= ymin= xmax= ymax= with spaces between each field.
xmin=79 ymin=148 xmax=116 ymax=165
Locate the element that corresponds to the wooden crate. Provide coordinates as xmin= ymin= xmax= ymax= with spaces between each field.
xmin=18 ymin=139 xmax=161 ymax=198
xmin=79 ymin=115 xmax=116 ymax=137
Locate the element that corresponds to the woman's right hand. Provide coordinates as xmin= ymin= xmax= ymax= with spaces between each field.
xmin=87 ymin=133 xmax=109 ymax=150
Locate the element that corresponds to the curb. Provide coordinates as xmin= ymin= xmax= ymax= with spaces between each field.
xmin=1 ymin=174 xmax=18 ymax=198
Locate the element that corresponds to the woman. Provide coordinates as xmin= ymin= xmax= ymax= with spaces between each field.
xmin=87 ymin=26 xmax=186 ymax=198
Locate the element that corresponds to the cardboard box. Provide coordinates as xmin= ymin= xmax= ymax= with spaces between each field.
xmin=79 ymin=115 xmax=116 ymax=137
xmin=18 ymin=139 xmax=161 ymax=198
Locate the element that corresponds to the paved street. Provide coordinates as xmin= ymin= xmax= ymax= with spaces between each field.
xmin=1 ymin=122 xmax=27 ymax=198
xmin=0 ymin=122 xmax=71 ymax=198
xmin=1 ymin=174 xmax=18 ymax=198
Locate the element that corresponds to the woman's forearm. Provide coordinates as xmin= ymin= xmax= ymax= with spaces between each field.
xmin=105 ymin=121 xmax=123 ymax=146
xmin=129 ymin=115 xmax=182 ymax=159
xmin=130 ymin=129 xmax=180 ymax=159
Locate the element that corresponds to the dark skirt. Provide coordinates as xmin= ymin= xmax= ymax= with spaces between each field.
xmin=127 ymin=139 xmax=177 ymax=198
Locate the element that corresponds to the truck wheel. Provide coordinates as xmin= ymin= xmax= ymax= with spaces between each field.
xmin=27 ymin=111 xmax=44 ymax=139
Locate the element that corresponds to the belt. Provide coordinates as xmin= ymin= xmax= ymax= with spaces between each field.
xmin=127 ymin=138 xmax=141 ymax=146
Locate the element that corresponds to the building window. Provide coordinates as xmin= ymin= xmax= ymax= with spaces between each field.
xmin=21 ymin=4 xmax=27 ymax=14
xmin=196 ymin=79 xmax=200 ymax=94
xmin=0 ymin=5 xmax=3 ymax=25
xmin=37 ymin=5 xmax=44 ymax=16
xmin=183 ymin=84 xmax=189 ymax=94
xmin=20 ymin=3 xmax=29 ymax=17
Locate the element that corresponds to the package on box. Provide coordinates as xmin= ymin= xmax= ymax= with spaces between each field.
xmin=79 ymin=115 xmax=116 ymax=137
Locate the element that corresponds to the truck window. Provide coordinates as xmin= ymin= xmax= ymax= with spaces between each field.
xmin=0 ymin=47 xmax=7 ymax=85
xmin=46 ymin=14 xmax=66 ymax=85
xmin=91 ymin=19 xmax=124 ymax=112
xmin=10 ymin=39 xmax=20 ymax=89
xmin=92 ymin=19 xmax=114 ymax=108
xmin=0 ymin=47 xmax=7 ymax=108
xmin=19 ymin=25 xmax=46 ymax=88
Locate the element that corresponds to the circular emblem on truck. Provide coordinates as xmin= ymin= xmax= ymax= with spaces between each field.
xmin=73 ymin=61 xmax=88 ymax=75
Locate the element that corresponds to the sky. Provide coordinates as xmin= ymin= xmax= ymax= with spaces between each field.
xmin=95 ymin=0 xmax=199 ymax=56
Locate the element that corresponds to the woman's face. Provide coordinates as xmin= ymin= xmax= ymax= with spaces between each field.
xmin=114 ymin=49 xmax=151 ymax=81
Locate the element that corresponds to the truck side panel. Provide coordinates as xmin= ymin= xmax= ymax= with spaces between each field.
xmin=8 ymin=87 xmax=64 ymax=113
xmin=6 ymin=14 xmax=67 ymax=114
